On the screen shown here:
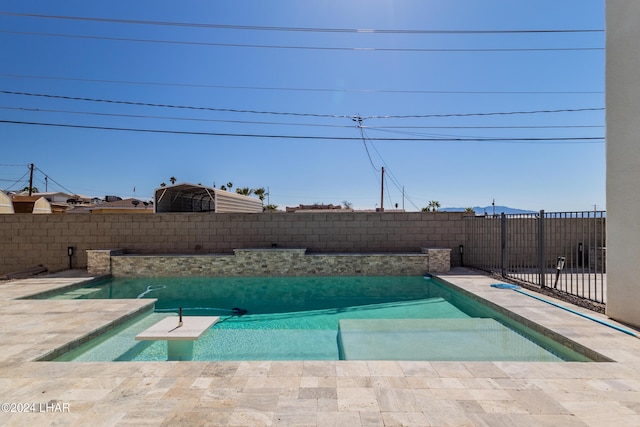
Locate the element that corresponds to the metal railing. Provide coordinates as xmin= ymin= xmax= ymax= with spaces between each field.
xmin=464 ymin=210 xmax=606 ymax=304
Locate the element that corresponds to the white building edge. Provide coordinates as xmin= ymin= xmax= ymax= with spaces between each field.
xmin=606 ymin=1 xmax=640 ymax=328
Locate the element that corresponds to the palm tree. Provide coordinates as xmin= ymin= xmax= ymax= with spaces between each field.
xmin=22 ymin=186 xmax=39 ymax=193
xmin=464 ymin=207 xmax=475 ymax=213
xmin=264 ymin=204 xmax=278 ymax=211
xmin=236 ymin=187 xmax=253 ymax=196
xmin=169 ymin=176 xmax=177 ymax=185
xmin=253 ymin=187 xmax=268 ymax=203
xmin=428 ymin=200 xmax=441 ymax=212
xmin=342 ymin=200 xmax=353 ymax=209
xmin=160 ymin=182 xmax=166 ymax=187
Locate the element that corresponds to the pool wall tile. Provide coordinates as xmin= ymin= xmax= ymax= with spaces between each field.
xmin=90 ymin=248 xmax=451 ymax=277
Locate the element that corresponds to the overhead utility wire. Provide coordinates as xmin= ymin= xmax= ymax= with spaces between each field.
xmin=0 ymin=120 xmax=605 ymax=143
xmin=0 ymin=90 xmax=604 ymax=120
xmin=367 ymin=125 xmax=604 ymax=129
xmin=33 ymin=166 xmax=75 ymax=194
xmin=361 ymin=126 xmax=421 ymax=211
xmin=354 ymin=116 xmax=379 ymax=172
xmin=0 ymin=90 xmax=350 ymax=119
xmin=0 ymin=163 xmax=28 ymax=167
xmin=0 ymin=107 xmax=604 ymax=131
xmin=0 ymin=73 xmax=604 ymax=95
xmin=0 ymin=31 xmax=604 ymax=52
xmin=0 ymin=106 xmax=358 ymax=129
xmin=3 ymin=168 xmax=29 ymax=190
xmin=0 ymin=12 xmax=605 ymax=34
xmin=363 ymin=108 xmax=604 ymax=120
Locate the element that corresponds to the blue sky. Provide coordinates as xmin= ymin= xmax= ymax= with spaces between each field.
xmin=0 ymin=0 xmax=605 ymax=211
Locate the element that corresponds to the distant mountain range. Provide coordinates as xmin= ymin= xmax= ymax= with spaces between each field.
xmin=441 ymin=205 xmax=537 ymax=215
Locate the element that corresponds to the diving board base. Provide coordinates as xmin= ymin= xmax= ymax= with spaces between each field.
xmin=167 ymin=341 xmax=194 ymax=361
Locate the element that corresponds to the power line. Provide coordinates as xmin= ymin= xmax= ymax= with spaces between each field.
xmin=33 ymin=166 xmax=76 ymax=194
xmin=2 ymin=168 xmax=29 ymax=190
xmin=0 ymin=73 xmax=604 ymax=95
xmin=354 ymin=116 xmax=380 ymax=172
xmin=0 ymin=90 xmax=605 ymax=120
xmin=367 ymin=125 xmax=604 ymax=129
xmin=367 ymin=126 xmax=536 ymax=140
xmin=360 ymin=127 xmax=421 ymax=211
xmin=0 ymin=90 xmax=350 ymax=119
xmin=0 ymin=106 xmax=358 ymax=129
xmin=0 ymin=30 xmax=605 ymax=53
xmin=0 ymin=12 xmax=606 ymax=34
xmin=363 ymin=108 xmax=604 ymax=120
xmin=0 ymin=107 xmax=604 ymax=136
xmin=0 ymin=119 xmax=605 ymax=143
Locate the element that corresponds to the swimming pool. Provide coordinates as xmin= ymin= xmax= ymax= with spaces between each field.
xmin=46 ymin=276 xmax=593 ymax=362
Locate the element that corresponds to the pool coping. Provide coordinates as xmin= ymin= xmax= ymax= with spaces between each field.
xmin=16 ymin=274 xmax=112 ymax=300
xmin=35 ymin=299 xmax=157 ymax=362
xmin=436 ymin=277 xmax=614 ymax=362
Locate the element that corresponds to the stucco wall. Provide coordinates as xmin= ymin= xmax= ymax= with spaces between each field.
xmin=606 ymin=0 xmax=640 ymax=326
xmin=0 ymin=212 xmax=466 ymax=276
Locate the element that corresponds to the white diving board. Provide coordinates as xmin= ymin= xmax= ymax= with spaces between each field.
xmin=135 ymin=315 xmax=219 ymax=361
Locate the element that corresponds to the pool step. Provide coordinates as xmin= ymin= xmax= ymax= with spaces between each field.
xmin=197 ymin=329 xmax=339 ymax=360
xmin=337 ymin=318 xmax=564 ymax=362
xmin=49 ymin=287 xmax=102 ymax=299
xmin=56 ymin=312 xmax=168 ymax=361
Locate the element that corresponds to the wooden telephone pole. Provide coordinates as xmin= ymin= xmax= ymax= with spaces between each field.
xmin=28 ymin=163 xmax=34 ymax=196
xmin=380 ymin=167 xmax=384 ymax=212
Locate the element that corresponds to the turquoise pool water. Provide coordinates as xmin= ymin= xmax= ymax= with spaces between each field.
xmin=49 ymin=276 xmax=592 ymax=362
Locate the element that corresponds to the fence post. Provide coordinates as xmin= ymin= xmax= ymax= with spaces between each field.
xmin=501 ymin=213 xmax=507 ymax=277
xmin=538 ymin=210 xmax=546 ymax=287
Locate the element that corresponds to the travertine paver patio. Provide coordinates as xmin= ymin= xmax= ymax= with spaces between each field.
xmin=1 ymin=268 xmax=640 ymax=426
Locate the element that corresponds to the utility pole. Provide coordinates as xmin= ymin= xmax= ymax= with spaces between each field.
xmin=45 ymin=175 xmax=48 ymax=192
xmin=380 ymin=167 xmax=385 ymax=212
xmin=28 ymin=163 xmax=34 ymax=196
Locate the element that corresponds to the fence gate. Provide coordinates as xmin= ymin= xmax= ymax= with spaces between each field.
xmin=464 ymin=211 xmax=606 ymax=304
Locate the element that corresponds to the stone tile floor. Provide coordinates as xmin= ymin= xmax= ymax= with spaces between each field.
xmin=0 ymin=268 xmax=639 ymax=426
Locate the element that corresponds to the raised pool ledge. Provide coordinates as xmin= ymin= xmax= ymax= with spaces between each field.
xmin=88 ymin=247 xmax=451 ymax=277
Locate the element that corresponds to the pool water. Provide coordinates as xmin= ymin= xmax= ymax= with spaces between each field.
xmin=49 ymin=276 xmax=592 ymax=362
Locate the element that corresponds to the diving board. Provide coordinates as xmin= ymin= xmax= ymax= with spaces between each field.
xmin=135 ymin=316 xmax=219 ymax=361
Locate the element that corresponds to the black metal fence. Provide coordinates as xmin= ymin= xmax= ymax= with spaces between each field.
xmin=464 ymin=211 xmax=606 ymax=304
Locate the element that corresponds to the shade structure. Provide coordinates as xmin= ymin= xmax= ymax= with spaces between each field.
xmin=154 ymin=183 xmax=263 ymax=213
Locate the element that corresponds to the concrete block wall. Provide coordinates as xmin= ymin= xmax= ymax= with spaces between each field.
xmin=0 ymin=212 xmax=467 ymax=276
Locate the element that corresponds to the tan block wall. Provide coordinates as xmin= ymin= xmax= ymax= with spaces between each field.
xmin=0 ymin=212 xmax=467 ymax=276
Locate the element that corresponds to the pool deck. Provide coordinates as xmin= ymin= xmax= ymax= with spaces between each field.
xmin=1 ymin=268 xmax=640 ymax=426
